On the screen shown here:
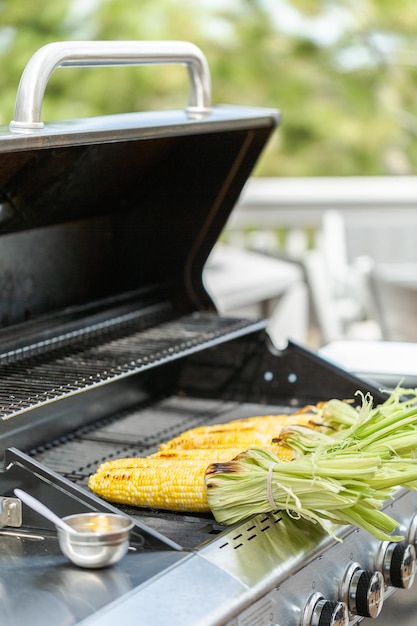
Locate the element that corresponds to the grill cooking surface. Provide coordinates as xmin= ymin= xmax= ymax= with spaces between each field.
xmin=28 ymin=395 xmax=292 ymax=548
xmin=0 ymin=312 xmax=263 ymax=420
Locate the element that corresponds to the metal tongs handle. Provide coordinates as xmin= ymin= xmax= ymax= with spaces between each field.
xmin=9 ymin=40 xmax=212 ymax=133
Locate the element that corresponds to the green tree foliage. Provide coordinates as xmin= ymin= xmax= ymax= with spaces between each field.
xmin=0 ymin=0 xmax=416 ymax=176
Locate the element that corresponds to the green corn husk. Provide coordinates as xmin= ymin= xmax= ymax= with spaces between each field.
xmin=205 ymin=387 xmax=417 ymax=541
xmin=205 ymin=447 xmax=409 ymax=541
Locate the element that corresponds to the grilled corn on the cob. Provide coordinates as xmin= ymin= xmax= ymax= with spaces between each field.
xmin=88 ymin=458 xmax=210 ymax=512
xmin=152 ymin=444 xmax=294 ymax=461
xmin=88 ymin=410 xmax=324 ymax=512
xmin=159 ymin=412 xmax=323 ymax=451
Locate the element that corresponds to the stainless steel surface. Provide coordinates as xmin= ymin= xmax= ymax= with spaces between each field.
xmin=0 ymin=530 xmax=189 ymax=626
xmin=0 ymin=496 xmax=21 ymax=528
xmin=57 ymin=512 xmax=134 ymax=568
xmin=73 ymin=490 xmax=417 ymax=626
xmin=78 ymin=551 xmax=251 ymax=626
xmin=2 ymin=105 xmax=280 ymax=153
xmin=217 ymin=489 xmax=417 ymax=626
xmin=10 ymin=40 xmax=211 ymax=132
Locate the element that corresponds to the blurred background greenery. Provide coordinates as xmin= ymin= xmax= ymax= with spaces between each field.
xmin=0 ymin=0 xmax=416 ymax=177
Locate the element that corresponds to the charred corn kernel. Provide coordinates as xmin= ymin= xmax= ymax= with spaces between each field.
xmin=94 ymin=439 xmax=293 ymax=468
xmin=93 ymin=457 xmax=153 ymax=473
xmin=160 ymin=413 xmax=324 ymax=451
xmin=172 ymin=413 xmax=320 ymax=439
xmin=151 ymin=449 xmax=245 ymax=461
xmin=159 ymin=432 xmax=278 ymax=450
xmin=93 ymin=443 xmax=294 ymax=475
xmin=88 ymin=458 xmax=210 ymax=512
xmin=178 ymin=414 xmax=290 ymax=437
xmin=153 ymin=444 xmax=295 ymax=462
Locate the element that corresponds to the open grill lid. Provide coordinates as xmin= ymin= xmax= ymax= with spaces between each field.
xmin=0 ymin=41 xmax=279 ymax=350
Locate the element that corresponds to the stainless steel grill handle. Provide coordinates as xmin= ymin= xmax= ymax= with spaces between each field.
xmin=9 ymin=40 xmax=212 ymax=133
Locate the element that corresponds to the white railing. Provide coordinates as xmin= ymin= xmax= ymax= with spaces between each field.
xmin=224 ymin=176 xmax=417 ymax=261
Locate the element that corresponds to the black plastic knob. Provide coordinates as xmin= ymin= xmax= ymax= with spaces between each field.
xmin=349 ymin=569 xmax=384 ymax=618
xmin=381 ymin=542 xmax=416 ymax=589
xmin=311 ymin=599 xmax=348 ymax=626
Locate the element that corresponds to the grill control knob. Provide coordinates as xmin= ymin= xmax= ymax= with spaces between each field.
xmin=377 ymin=541 xmax=416 ymax=589
xmin=342 ymin=564 xmax=384 ymax=618
xmin=303 ymin=593 xmax=349 ymax=626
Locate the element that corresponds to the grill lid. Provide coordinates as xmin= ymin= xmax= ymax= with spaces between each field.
xmin=0 ymin=41 xmax=279 ymax=346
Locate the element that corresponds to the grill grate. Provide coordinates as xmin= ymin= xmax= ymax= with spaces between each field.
xmin=0 ymin=313 xmax=264 ymax=420
xmin=30 ymin=396 xmax=241 ymax=480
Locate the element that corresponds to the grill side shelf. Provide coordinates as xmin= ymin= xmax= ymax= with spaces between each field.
xmin=0 ymin=313 xmax=267 ymax=420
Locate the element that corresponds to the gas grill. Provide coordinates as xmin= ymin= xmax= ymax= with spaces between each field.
xmin=0 ymin=40 xmax=417 ymax=626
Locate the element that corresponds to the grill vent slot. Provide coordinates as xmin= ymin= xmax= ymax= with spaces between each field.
xmin=219 ymin=513 xmax=283 ymax=551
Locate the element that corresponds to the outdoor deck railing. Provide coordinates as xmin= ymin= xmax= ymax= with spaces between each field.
xmin=224 ymin=176 xmax=417 ymax=262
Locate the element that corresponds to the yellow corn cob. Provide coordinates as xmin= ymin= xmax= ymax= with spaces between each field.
xmin=159 ymin=431 xmax=278 ymax=450
xmin=88 ymin=442 xmax=296 ymax=512
xmin=93 ymin=443 xmax=294 ymax=474
xmin=88 ymin=458 xmax=210 ymax=512
xmin=168 ymin=412 xmax=319 ymax=441
xmin=88 ymin=411 xmax=319 ymax=512
xmin=177 ymin=414 xmax=290 ymax=437
xmin=152 ymin=444 xmax=295 ymax=462
xmin=94 ymin=451 xmax=244 ymax=473
xmin=159 ymin=413 xmax=322 ymax=451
